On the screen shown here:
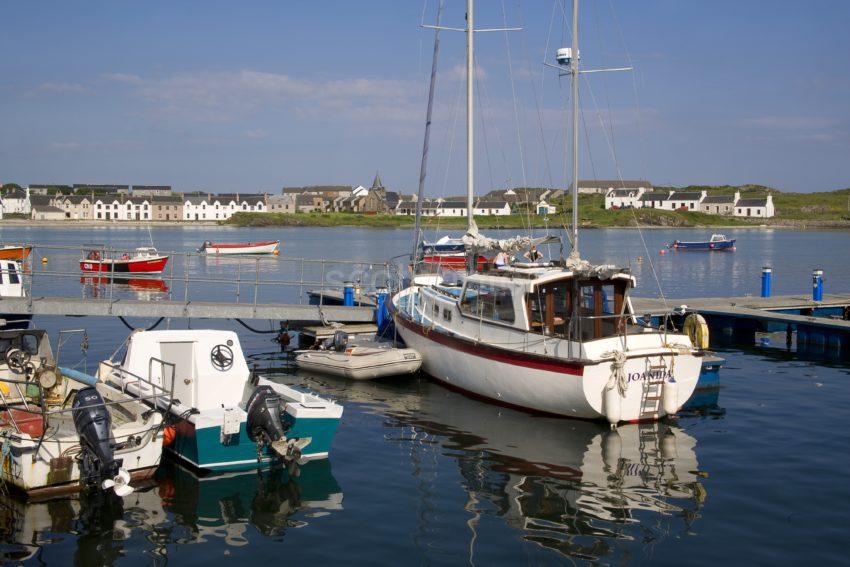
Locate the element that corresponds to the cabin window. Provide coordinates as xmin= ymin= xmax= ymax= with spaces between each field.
xmin=460 ymin=282 xmax=515 ymax=323
xmin=443 ymin=309 xmax=452 ymax=322
xmin=7 ymin=263 xmax=19 ymax=285
xmin=528 ymin=282 xmax=570 ymax=335
xmin=433 ymin=303 xmax=439 ymax=316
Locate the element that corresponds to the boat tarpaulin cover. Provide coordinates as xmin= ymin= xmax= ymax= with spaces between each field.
xmin=461 ymin=220 xmax=560 ymax=252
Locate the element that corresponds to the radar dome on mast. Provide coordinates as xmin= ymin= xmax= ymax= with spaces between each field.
xmin=556 ymin=47 xmax=578 ymax=67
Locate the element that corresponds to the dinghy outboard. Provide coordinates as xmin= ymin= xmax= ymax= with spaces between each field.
xmin=72 ymin=387 xmax=134 ymax=497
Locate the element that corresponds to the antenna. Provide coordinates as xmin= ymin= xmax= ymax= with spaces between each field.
xmin=543 ymin=0 xmax=632 ymax=259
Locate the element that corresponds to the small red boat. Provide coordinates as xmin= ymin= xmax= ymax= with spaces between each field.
xmin=80 ymin=247 xmax=169 ymax=274
xmin=199 ymin=240 xmax=279 ymax=255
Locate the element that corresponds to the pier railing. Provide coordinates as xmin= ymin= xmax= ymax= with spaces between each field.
xmin=1 ymin=242 xmax=404 ymax=320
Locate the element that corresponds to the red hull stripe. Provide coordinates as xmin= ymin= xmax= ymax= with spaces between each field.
xmin=393 ymin=308 xmax=584 ymax=376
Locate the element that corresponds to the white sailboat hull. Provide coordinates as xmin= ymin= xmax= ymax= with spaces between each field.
xmin=392 ymin=287 xmax=701 ymax=422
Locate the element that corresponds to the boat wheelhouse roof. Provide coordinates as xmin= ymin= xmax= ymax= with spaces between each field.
xmin=464 ymin=263 xmax=636 ymax=289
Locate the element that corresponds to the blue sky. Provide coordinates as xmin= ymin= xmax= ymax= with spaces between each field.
xmin=1 ymin=0 xmax=848 ymax=195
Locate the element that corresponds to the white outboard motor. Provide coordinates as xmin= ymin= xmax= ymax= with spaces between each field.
xmin=72 ymin=387 xmax=134 ymax=497
xmin=246 ymin=386 xmax=289 ymax=458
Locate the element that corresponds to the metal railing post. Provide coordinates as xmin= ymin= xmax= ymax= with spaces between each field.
xmin=236 ymin=259 xmax=241 ymax=303
xmin=252 ymin=257 xmax=260 ymax=313
xmin=168 ymin=251 xmax=175 ymax=301
xmin=108 ymin=245 xmax=115 ymax=313
xmin=183 ymin=252 xmax=190 ymax=305
xmin=299 ymin=257 xmax=305 ymax=304
xmin=319 ymin=259 xmax=326 ymax=306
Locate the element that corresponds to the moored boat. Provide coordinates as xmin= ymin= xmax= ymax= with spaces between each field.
xmin=199 ymin=240 xmax=279 ymax=255
xmin=0 ymin=245 xmax=31 ymax=261
xmin=392 ymin=0 xmax=703 ymax=424
xmin=0 ymin=328 xmax=164 ymax=499
xmin=80 ymin=247 xmax=169 ymax=274
xmin=100 ymin=329 xmax=343 ymax=472
xmin=295 ymin=333 xmax=422 ymax=380
xmin=669 ymin=234 xmax=736 ymax=251
xmin=1 ymin=260 xmax=32 ymax=329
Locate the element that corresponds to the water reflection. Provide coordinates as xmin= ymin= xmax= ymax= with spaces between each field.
xmin=157 ymin=461 xmax=342 ymax=546
xmin=0 ymin=460 xmax=342 ymax=562
xmin=80 ymin=276 xmax=169 ymax=300
xmin=288 ymin=371 xmax=706 ymax=561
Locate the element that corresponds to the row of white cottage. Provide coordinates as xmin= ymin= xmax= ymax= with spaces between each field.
xmin=605 ymin=189 xmax=775 ymax=218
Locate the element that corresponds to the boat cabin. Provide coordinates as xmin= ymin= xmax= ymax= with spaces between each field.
xmin=453 ymin=264 xmax=636 ymax=341
xmin=0 ymin=261 xmax=24 ymax=298
xmin=709 ymin=234 xmax=728 ymax=242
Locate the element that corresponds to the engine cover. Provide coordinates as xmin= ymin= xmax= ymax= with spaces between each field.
xmin=72 ymin=387 xmax=121 ymax=484
xmin=245 ymin=386 xmax=287 ymax=444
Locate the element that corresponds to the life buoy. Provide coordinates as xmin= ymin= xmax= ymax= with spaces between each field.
xmin=683 ymin=313 xmax=710 ymax=349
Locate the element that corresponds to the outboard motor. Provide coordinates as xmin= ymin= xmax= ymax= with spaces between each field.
xmin=72 ymin=387 xmax=134 ymax=497
xmin=331 ymin=331 xmax=348 ymax=352
xmin=246 ymin=386 xmax=289 ymax=458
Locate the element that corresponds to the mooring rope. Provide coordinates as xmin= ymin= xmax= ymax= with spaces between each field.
xmin=117 ymin=316 xmax=164 ymax=332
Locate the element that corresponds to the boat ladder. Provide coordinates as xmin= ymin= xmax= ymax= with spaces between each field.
xmin=639 ymin=359 xmax=669 ymax=420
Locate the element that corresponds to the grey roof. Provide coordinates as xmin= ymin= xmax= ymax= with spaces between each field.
xmin=440 ymin=201 xmax=468 ymax=208
xmin=371 ymin=171 xmax=383 ymax=189
xmin=61 ymin=195 xmax=91 ymax=204
xmin=184 ymin=196 xmax=209 ymax=204
xmin=702 ymin=195 xmax=735 ymax=204
xmin=132 ymin=185 xmax=171 ymax=191
xmin=2 ymin=189 xmax=27 ymax=199
xmin=639 ymin=191 xmax=671 ymax=201
xmin=296 ymin=195 xmax=317 ymax=206
xmin=669 ymin=191 xmax=703 ymax=201
xmin=577 ymin=179 xmax=651 ymax=189
xmin=151 ymin=195 xmax=184 ymax=203
xmin=476 ymin=201 xmax=509 ymax=208
xmin=736 ymin=198 xmax=769 ymax=207
xmin=608 ymin=188 xmax=641 ymax=197
xmin=29 ymin=195 xmax=53 ymax=206
xmin=32 ymin=205 xmax=64 ymax=213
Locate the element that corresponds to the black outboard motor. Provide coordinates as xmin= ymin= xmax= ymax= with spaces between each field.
xmin=72 ymin=387 xmax=133 ymax=496
xmin=331 ymin=331 xmax=348 ymax=352
xmin=246 ymin=386 xmax=288 ymax=457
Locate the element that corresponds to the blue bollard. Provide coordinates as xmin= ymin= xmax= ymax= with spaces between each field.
xmin=343 ymin=281 xmax=355 ymax=307
xmin=812 ymin=269 xmax=824 ymax=302
xmin=375 ymin=287 xmax=389 ymax=333
xmin=761 ymin=266 xmax=772 ymax=298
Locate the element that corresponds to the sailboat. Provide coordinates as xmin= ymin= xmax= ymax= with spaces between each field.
xmin=391 ymin=0 xmax=703 ymax=423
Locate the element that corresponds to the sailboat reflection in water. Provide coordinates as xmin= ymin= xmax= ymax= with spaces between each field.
xmin=293 ymin=372 xmax=707 ymax=561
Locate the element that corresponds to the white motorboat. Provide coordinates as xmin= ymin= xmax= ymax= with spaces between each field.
xmin=0 ymin=329 xmax=164 ymax=499
xmin=295 ymin=333 xmax=421 ymax=380
xmin=99 ymin=329 xmax=343 ymax=472
xmin=392 ymin=0 xmax=703 ymax=424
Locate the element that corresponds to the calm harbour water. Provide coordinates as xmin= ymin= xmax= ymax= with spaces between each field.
xmin=1 ymin=225 xmax=848 ymax=565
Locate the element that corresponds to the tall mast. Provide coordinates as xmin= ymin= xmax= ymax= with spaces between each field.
xmin=412 ymin=0 xmax=444 ymax=261
xmin=570 ymin=0 xmax=580 ymax=258
xmin=466 ymin=0 xmax=475 ymax=232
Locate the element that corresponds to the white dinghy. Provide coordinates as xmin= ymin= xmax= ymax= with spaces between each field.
xmin=295 ymin=332 xmax=422 ymax=381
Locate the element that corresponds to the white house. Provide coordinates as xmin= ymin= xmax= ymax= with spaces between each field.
xmin=184 ymin=195 xmax=212 ymax=221
xmin=662 ymin=190 xmax=706 ymax=212
xmin=573 ymin=179 xmax=652 ymax=195
xmin=734 ymin=195 xmax=775 ymax=218
xmin=2 ymin=187 xmax=31 ymax=215
xmin=605 ymin=188 xmax=646 ymax=209
xmin=636 ymin=191 xmax=672 ymax=209
xmin=472 ymin=201 xmax=511 ymax=216
xmin=536 ymin=200 xmax=557 ymax=215
xmin=31 ymin=205 xmax=66 ymax=221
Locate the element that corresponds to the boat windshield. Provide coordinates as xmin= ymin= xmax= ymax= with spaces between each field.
xmin=528 ymin=278 xmax=631 ymax=341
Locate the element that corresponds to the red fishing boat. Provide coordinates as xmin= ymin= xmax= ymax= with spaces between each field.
xmin=80 ymin=247 xmax=169 ymax=274
xmin=0 ymin=245 xmax=31 ymax=261
xmin=198 ymin=240 xmax=279 ymax=255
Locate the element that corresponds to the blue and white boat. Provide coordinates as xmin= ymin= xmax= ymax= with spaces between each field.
xmin=1 ymin=260 xmax=33 ymax=329
xmin=420 ymin=235 xmax=465 ymax=255
xmin=100 ymin=329 xmax=343 ymax=473
xmin=669 ymin=234 xmax=736 ymax=251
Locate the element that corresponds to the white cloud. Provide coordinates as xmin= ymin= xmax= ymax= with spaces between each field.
xmin=102 ymin=69 xmax=421 ymax=132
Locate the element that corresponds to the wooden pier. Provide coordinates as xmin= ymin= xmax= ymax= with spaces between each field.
xmin=632 ymin=293 xmax=850 ymax=355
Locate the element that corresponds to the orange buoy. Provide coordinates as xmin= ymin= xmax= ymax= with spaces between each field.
xmin=659 ymin=249 xmax=667 ymax=255
xmin=163 ymin=425 xmax=176 ymax=446
xmin=273 ymin=249 xmax=280 ymax=256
